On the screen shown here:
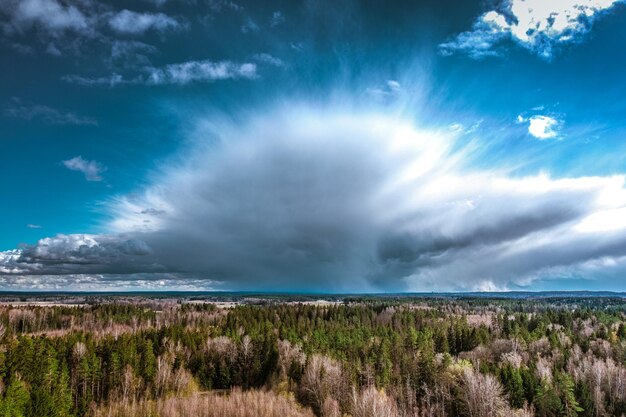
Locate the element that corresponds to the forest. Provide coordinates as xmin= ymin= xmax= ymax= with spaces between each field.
xmin=0 ymin=294 xmax=624 ymax=416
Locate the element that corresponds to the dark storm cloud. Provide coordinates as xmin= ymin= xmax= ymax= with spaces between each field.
xmin=378 ymin=212 xmax=573 ymax=266
xmin=1 ymin=234 xmax=165 ymax=275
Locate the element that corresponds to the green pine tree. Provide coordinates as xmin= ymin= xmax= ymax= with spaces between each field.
xmin=556 ymin=373 xmax=583 ymax=417
xmin=0 ymin=377 xmax=30 ymax=417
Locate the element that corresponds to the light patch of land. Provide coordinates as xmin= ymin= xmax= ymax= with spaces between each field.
xmin=0 ymin=301 xmax=87 ymax=307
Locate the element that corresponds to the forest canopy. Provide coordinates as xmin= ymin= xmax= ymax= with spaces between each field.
xmin=0 ymin=295 xmax=623 ymax=417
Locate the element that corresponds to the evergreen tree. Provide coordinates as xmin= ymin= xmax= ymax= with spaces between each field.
xmin=574 ymin=382 xmax=593 ymax=417
xmin=0 ymin=377 xmax=29 ymax=417
xmin=501 ymin=366 xmax=525 ymax=408
xmin=555 ymin=373 xmax=582 ymax=417
xmin=535 ymin=380 xmax=562 ymax=417
xmin=52 ymin=364 xmax=74 ymax=417
xmin=141 ymin=340 xmax=157 ymax=385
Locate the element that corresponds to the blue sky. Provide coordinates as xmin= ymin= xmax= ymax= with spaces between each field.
xmin=2 ymin=0 xmax=626 ymax=291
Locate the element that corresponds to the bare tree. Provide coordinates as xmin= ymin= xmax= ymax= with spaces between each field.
xmin=461 ymin=367 xmax=510 ymax=417
xmin=300 ymin=354 xmax=347 ymax=415
xmin=351 ymin=386 xmax=399 ymax=417
xmin=155 ymin=356 xmax=172 ymax=397
xmin=322 ymin=397 xmax=341 ymax=417
xmin=278 ymin=339 xmax=306 ymax=377
xmin=120 ymin=365 xmax=141 ymax=405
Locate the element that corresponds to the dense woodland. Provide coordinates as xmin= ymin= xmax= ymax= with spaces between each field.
xmin=0 ymin=296 xmax=625 ymax=416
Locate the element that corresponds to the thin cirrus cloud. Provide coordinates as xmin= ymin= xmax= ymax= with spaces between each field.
xmin=146 ymin=60 xmax=257 ymax=84
xmin=440 ymin=0 xmax=624 ymax=59
xmin=110 ymin=40 xmax=157 ymax=64
xmin=4 ymin=99 xmax=97 ymax=126
xmin=365 ymin=80 xmax=403 ymax=99
xmin=251 ymin=53 xmax=284 ymax=67
xmin=207 ymin=0 xmax=242 ymax=13
xmin=61 ymin=73 xmax=125 ymax=87
xmin=62 ymin=60 xmax=257 ymax=86
xmin=5 ymin=106 xmax=626 ymax=291
xmin=240 ymin=17 xmax=259 ymax=34
xmin=62 ymin=156 xmax=105 ymax=182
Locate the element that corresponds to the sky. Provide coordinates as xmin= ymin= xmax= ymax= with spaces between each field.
xmin=1 ymin=0 xmax=626 ymax=292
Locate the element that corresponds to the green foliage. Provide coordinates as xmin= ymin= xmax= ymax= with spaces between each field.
xmin=0 ymin=377 xmax=29 ymax=417
xmin=555 ymin=373 xmax=583 ymax=417
xmin=141 ymin=340 xmax=157 ymax=384
xmin=574 ymin=382 xmax=593 ymax=417
xmin=500 ymin=365 xmax=525 ymax=408
xmin=535 ymin=380 xmax=563 ymax=417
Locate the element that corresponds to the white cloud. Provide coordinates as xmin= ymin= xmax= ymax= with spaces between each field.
xmin=1 ymin=1 xmax=183 ymax=55
xmin=108 ymin=9 xmax=182 ymax=34
xmin=0 ymin=250 xmax=23 ymax=274
xmin=146 ymin=60 xmax=257 ymax=84
xmin=528 ymin=115 xmax=560 ymax=139
xmin=26 ymin=224 xmax=42 ymax=229
xmin=576 ymin=207 xmax=626 ymax=232
xmin=441 ymin=0 xmax=624 ymax=59
xmin=518 ymin=114 xmax=562 ymax=139
xmin=62 ymin=156 xmax=105 ymax=181
xmin=439 ymin=21 xmax=505 ymax=59
xmin=2 ymin=0 xmax=88 ymax=33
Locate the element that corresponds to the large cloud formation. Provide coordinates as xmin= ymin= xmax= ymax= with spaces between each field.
xmin=440 ymin=0 xmax=623 ymax=59
xmin=3 ymin=108 xmax=626 ymax=291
